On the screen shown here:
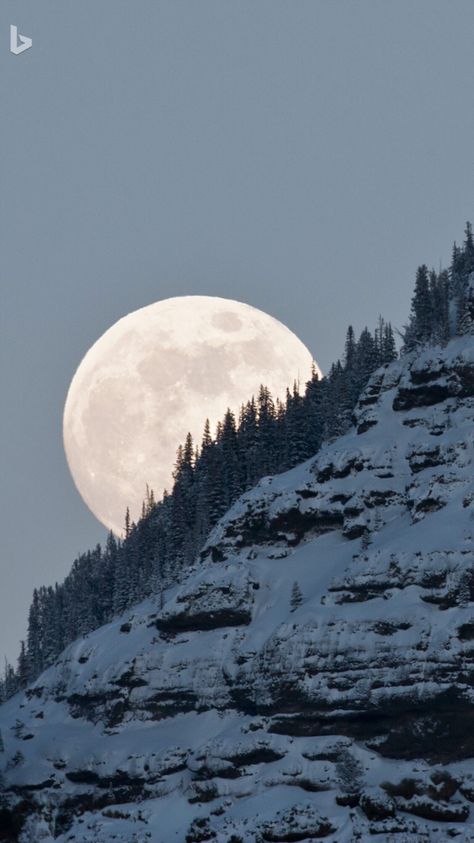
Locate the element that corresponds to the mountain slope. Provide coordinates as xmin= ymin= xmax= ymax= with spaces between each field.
xmin=1 ymin=336 xmax=474 ymax=842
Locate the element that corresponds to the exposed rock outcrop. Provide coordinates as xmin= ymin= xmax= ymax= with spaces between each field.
xmin=1 ymin=337 xmax=474 ymax=842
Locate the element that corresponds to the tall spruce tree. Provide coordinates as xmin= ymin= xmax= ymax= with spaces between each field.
xmin=220 ymin=409 xmax=242 ymax=508
xmin=458 ymin=292 xmax=474 ymax=335
xmin=303 ymin=365 xmax=324 ymax=457
xmin=16 ymin=642 xmax=29 ymax=689
xmin=410 ymin=264 xmax=432 ymax=344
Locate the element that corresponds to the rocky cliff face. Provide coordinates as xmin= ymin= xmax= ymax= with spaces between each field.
xmin=1 ymin=336 xmax=474 ymax=843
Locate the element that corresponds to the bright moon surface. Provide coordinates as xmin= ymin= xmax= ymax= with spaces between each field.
xmin=63 ymin=296 xmax=320 ymax=535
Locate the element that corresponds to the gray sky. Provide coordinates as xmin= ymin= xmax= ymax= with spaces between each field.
xmin=1 ymin=0 xmax=473 ymax=664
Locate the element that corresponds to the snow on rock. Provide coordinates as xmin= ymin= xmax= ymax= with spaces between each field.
xmin=1 ymin=337 xmax=474 ymax=842
xmin=257 ymin=803 xmax=335 ymax=840
xmin=155 ymin=564 xmax=256 ymax=633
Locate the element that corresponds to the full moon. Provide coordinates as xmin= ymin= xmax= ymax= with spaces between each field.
xmin=63 ymin=296 xmax=319 ymax=535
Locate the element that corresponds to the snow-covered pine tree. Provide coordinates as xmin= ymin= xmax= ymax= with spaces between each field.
xmin=41 ymin=584 xmax=66 ymax=663
xmin=434 ymin=269 xmax=451 ymax=344
xmin=449 ymin=225 xmax=474 ymax=333
xmin=302 ymin=364 xmax=324 ymax=459
xmin=336 ymin=748 xmax=364 ymax=796
xmin=321 ymin=362 xmax=345 ymax=440
xmin=374 ymin=316 xmax=387 ymax=366
xmin=26 ymin=588 xmax=43 ymax=678
xmin=410 ymin=264 xmax=432 ymax=345
xmin=99 ymin=532 xmax=118 ymax=618
xmin=113 ymin=517 xmax=132 ymax=615
xmin=360 ymin=529 xmax=371 ymax=551
xmin=343 ymin=325 xmax=361 ymax=406
xmin=458 ymin=570 xmax=471 ymax=608
xmin=382 ymin=321 xmax=397 ymax=363
xmin=355 ymin=327 xmax=378 ymax=389
xmin=286 ymin=382 xmax=311 ymax=463
xmin=256 ymin=387 xmax=272 ymax=471
xmin=16 ymin=642 xmax=29 ymax=689
xmin=3 ymin=661 xmax=17 ymax=700
xmin=220 ymin=408 xmax=242 ymax=509
xmin=194 ymin=420 xmax=214 ymax=528
xmin=290 ymin=581 xmax=303 ymax=611
xmin=463 ymin=221 xmax=474 ymax=275
xmin=238 ymin=399 xmax=259 ymax=488
xmin=171 ymin=434 xmax=197 ymax=566
xmin=272 ymin=397 xmax=287 ymax=471
xmin=344 ymin=325 xmax=357 ymax=373
xmin=458 ymin=295 xmax=474 ymax=335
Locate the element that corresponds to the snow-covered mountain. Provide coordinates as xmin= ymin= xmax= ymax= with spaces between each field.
xmin=1 ymin=336 xmax=474 ymax=842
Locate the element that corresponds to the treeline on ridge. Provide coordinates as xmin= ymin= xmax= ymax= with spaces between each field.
xmin=1 ymin=222 xmax=473 ymax=700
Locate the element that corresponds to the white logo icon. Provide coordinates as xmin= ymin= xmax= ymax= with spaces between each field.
xmin=10 ymin=25 xmax=32 ymax=55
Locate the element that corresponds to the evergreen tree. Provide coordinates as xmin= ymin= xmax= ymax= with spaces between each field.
xmin=361 ymin=529 xmax=371 ymax=551
xmin=285 ymin=384 xmax=306 ymax=462
xmin=26 ymin=588 xmax=43 ymax=677
xmin=382 ymin=322 xmax=397 ymax=363
xmin=458 ymin=570 xmax=471 ymax=608
xmin=124 ymin=507 xmax=131 ymax=539
xmin=409 ymin=264 xmax=432 ymax=345
xmin=16 ymin=642 xmax=29 ymax=689
xmin=220 ymin=409 xmax=242 ymax=507
xmin=458 ymin=291 xmax=474 ymax=335
xmin=238 ymin=399 xmax=259 ymax=487
xmin=449 ymin=240 xmax=468 ymax=332
xmin=100 ymin=532 xmax=118 ymax=618
xmin=436 ymin=270 xmax=451 ymax=344
xmin=113 ymin=533 xmax=131 ymax=615
xmin=290 ymin=581 xmax=303 ymax=611
xmin=193 ymin=420 xmax=214 ymax=547
xmin=355 ymin=328 xmax=378 ymax=390
xmin=303 ymin=365 xmax=324 ymax=458
xmin=3 ymin=661 xmax=17 ymax=699
xmin=41 ymin=585 xmax=63 ymax=666
xmin=344 ymin=325 xmax=357 ymax=370
xmin=321 ymin=363 xmax=345 ymax=439
xmin=256 ymin=386 xmax=277 ymax=475
xmin=171 ymin=434 xmax=196 ymax=565
xmin=463 ymin=221 xmax=474 ymax=274
xmin=343 ymin=325 xmax=361 ymax=406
